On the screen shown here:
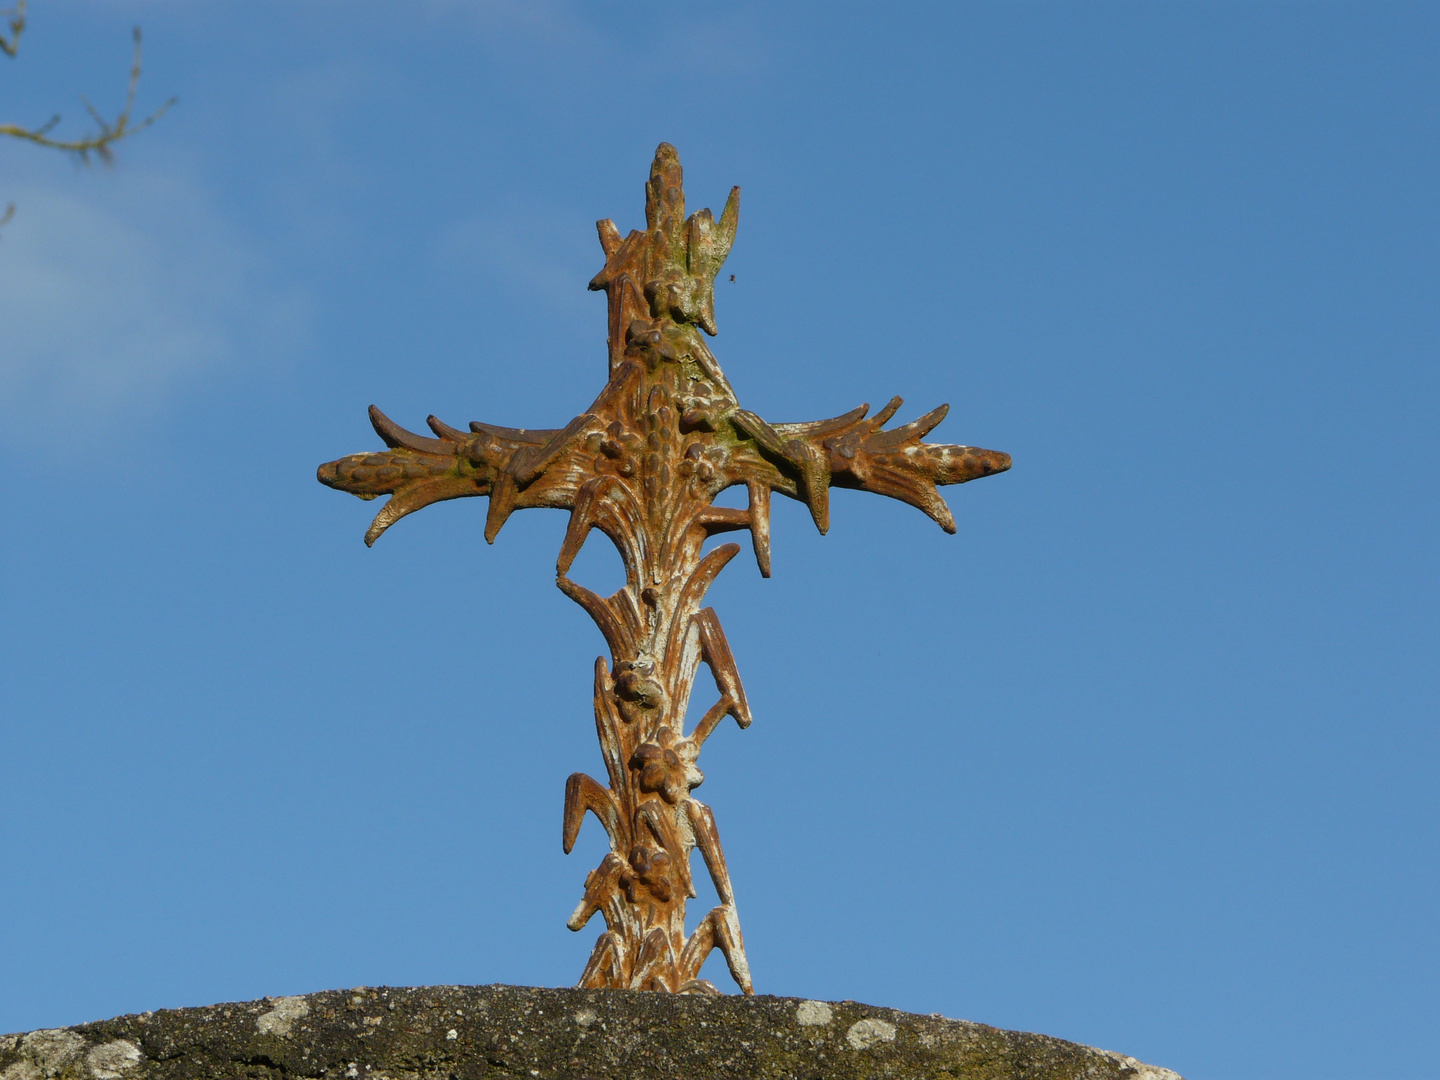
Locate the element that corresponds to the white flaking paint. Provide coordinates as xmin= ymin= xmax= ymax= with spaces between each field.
xmin=256 ymin=996 xmax=310 ymax=1037
xmin=846 ymin=1018 xmax=897 ymax=1050
xmin=795 ymin=1001 xmax=832 ymax=1026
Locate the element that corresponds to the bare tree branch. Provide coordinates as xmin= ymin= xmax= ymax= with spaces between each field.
xmin=0 ymin=1 xmax=24 ymax=59
xmin=1 ymin=21 xmax=176 ymax=164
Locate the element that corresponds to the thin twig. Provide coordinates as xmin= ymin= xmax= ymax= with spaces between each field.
xmin=1 ymin=24 xmax=176 ymax=163
xmin=0 ymin=1 xmax=24 ymax=58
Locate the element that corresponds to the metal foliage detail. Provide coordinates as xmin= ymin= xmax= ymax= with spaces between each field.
xmin=318 ymin=144 xmax=1011 ymax=995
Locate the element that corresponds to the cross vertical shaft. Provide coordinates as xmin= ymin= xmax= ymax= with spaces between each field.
xmin=319 ymin=144 xmax=1011 ymax=994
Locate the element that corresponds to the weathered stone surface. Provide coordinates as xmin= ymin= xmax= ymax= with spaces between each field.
xmin=0 ymin=985 xmax=1183 ymax=1080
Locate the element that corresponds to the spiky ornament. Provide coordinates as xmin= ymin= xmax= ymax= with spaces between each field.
xmin=319 ymin=144 xmax=1010 ymax=993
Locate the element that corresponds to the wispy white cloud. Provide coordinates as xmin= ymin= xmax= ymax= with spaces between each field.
xmin=0 ymin=161 xmax=308 ymax=439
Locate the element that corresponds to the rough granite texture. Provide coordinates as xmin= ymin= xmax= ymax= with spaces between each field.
xmin=0 ymin=985 xmax=1184 ymax=1080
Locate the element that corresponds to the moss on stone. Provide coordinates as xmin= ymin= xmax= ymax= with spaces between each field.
xmin=1 ymin=985 xmax=1181 ymax=1080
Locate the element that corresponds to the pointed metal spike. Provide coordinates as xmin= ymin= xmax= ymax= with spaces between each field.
xmin=716 ymin=186 xmax=740 ymax=258
xmin=557 ymin=479 xmax=606 ymax=576
xmin=935 ymin=505 xmax=958 ymax=533
xmin=676 ymin=913 xmax=718 ymax=985
xmin=792 ymin=444 xmax=831 ymax=534
xmin=686 ymin=800 xmax=735 ymax=906
xmin=871 ymin=395 xmax=903 ymax=427
xmin=866 ymin=402 xmax=949 ymax=451
xmin=360 ymin=474 xmax=476 ymax=547
xmin=697 ymin=296 xmax=718 ymax=337
xmin=772 ymin=403 xmax=869 ymax=438
xmin=426 ymin=415 xmax=468 ymax=441
xmin=745 ymin=481 xmax=771 ymax=578
xmin=568 ymin=854 xmax=626 ymax=935
xmin=591 ymin=657 xmax=626 ymax=794
xmin=689 ymin=699 xmax=736 ymax=748
xmin=923 ymin=491 xmax=958 ymax=533
xmin=484 ymin=473 xmax=518 ymax=543
xmin=596 ymin=218 xmax=622 ymax=258
xmin=695 ymin=607 xmax=751 ymax=728
xmin=467 ymin=420 xmax=553 ymax=445
xmin=369 ymin=405 xmax=451 ymax=455
xmin=712 ymin=905 xmax=753 ymax=995
xmin=563 ymin=772 xmax=620 ymax=855
xmin=557 ymin=575 xmax=634 ymax=659
xmin=910 ymin=401 xmax=949 ymax=437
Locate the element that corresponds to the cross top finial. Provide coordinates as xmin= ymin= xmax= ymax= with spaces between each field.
xmin=319 ymin=144 xmax=1010 ymax=994
xmin=591 ymin=142 xmax=740 ymax=377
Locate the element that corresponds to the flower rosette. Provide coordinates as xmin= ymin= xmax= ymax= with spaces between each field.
xmin=630 ymin=728 xmax=703 ymax=805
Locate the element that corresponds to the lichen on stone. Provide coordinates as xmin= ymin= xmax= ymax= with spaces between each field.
xmin=0 ymin=985 xmax=1184 ymax=1080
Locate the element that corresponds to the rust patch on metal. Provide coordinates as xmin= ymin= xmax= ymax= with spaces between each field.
xmin=319 ymin=143 xmax=1011 ymax=995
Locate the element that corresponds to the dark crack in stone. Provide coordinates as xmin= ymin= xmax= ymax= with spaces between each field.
xmin=0 ymin=984 xmax=1184 ymax=1080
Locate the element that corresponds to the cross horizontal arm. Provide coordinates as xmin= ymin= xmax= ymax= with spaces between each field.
xmin=722 ymin=396 xmax=1011 ymax=534
xmin=317 ymin=404 xmax=594 ymax=546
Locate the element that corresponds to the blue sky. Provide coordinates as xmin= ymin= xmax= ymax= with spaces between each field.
xmin=2 ymin=4 xmax=1436 ymax=1078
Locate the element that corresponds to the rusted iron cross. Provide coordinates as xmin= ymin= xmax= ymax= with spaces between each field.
xmin=319 ymin=145 xmax=1010 ymax=996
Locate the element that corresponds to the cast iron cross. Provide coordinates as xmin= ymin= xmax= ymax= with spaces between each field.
xmin=319 ymin=145 xmax=1010 ymax=996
